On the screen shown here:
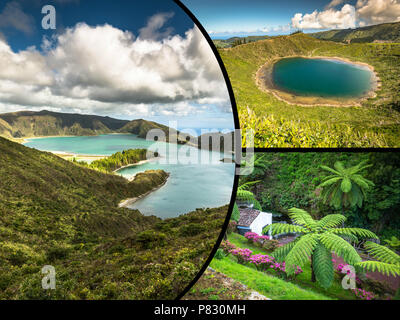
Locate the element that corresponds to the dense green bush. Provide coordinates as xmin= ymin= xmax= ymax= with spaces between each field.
xmin=180 ymin=223 xmax=206 ymax=237
xmin=136 ymin=230 xmax=167 ymax=249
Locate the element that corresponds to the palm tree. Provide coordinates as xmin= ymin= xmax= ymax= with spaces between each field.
xmin=264 ymin=208 xmax=378 ymax=289
xmin=317 ymin=160 xmax=374 ymax=210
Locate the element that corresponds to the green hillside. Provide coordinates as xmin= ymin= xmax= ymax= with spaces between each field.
xmin=0 ymin=110 xmax=129 ymax=138
xmin=310 ymin=21 xmax=400 ymax=43
xmin=219 ymin=33 xmax=400 ymax=147
xmin=0 ymin=137 xmax=226 ymax=299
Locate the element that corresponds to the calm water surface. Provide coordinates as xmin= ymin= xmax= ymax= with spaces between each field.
xmin=272 ymin=57 xmax=374 ymax=98
xmin=24 ymin=134 xmax=235 ymax=218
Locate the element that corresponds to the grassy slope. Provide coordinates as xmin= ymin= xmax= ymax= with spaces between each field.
xmin=220 ymin=33 xmax=400 ymax=147
xmin=310 ymin=21 xmax=400 ymax=43
xmin=0 ymin=137 xmax=227 ymax=299
xmin=207 ymin=233 xmax=356 ymax=300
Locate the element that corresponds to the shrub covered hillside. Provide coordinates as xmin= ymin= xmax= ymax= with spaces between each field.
xmin=241 ymin=152 xmax=400 ymax=240
xmin=0 ymin=137 xmax=226 ymax=299
xmin=220 ymin=33 xmax=400 ymax=147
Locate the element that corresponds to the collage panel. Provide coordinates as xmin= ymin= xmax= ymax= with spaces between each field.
xmin=189 ymin=0 xmax=400 ymax=148
xmin=0 ymin=0 xmax=238 ymax=300
xmin=185 ymin=152 xmax=400 ymax=301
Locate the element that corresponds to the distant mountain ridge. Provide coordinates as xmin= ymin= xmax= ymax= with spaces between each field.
xmin=309 ymin=21 xmax=400 ymax=43
xmin=0 ymin=110 xmax=235 ymax=152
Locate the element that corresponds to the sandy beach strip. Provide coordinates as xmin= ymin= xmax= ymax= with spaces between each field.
xmin=118 ymin=173 xmax=170 ymax=208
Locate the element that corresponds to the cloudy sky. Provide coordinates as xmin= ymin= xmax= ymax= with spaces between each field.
xmin=0 ymin=0 xmax=234 ymax=130
xmin=183 ymin=0 xmax=400 ymax=38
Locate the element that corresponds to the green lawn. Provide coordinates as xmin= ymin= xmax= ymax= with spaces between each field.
xmin=220 ymin=34 xmax=400 ymax=147
xmin=210 ymin=233 xmax=356 ymax=300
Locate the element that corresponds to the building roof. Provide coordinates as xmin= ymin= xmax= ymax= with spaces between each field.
xmin=237 ymin=208 xmax=260 ymax=227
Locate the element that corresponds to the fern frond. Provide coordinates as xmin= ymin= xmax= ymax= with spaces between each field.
xmin=236 ymin=189 xmax=256 ymax=201
xmin=231 ymin=203 xmax=240 ymax=222
xmin=364 ymin=241 xmax=400 ymax=265
xmin=320 ymin=165 xmax=340 ymax=176
xmin=357 ymin=261 xmax=400 ymax=277
xmin=313 ymin=242 xmax=334 ymax=289
xmin=317 ymin=177 xmax=341 ymax=188
xmin=318 ymin=214 xmax=346 ymax=230
xmin=288 ymin=208 xmax=316 ymax=231
xmin=271 ymin=239 xmax=298 ymax=263
xmin=238 ymin=180 xmax=261 ymax=191
xmin=263 ymin=223 xmax=308 ymax=235
xmin=332 ymin=228 xmax=378 ymax=239
xmin=320 ymin=233 xmax=362 ymax=265
xmin=285 ymin=234 xmax=319 ymax=275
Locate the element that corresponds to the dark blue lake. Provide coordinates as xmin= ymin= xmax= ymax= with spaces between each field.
xmin=272 ymin=57 xmax=374 ymax=98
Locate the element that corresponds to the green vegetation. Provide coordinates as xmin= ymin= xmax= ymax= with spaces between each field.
xmin=264 ymin=208 xmax=377 ymax=288
xmin=79 ymin=149 xmax=152 ymax=173
xmin=204 ymin=233 xmax=357 ymax=300
xmin=317 ymin=161 xmax=374 ymax=210
xmin=220 ymin=33 xmax=400 ymax=147
xmin=310 ymin=21 xmax=400 ymax=43
xmin=357 ymin=242 xmax=400 ymax=277
xmin=195 ymin=152 xmax=399 ymax=300
xmin=241 ymin=152 xmax=400 ymax=240
xmin=0 ymin=136 xmax=227 ymax=299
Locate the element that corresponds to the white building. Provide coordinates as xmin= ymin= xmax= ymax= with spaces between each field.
xmin=237 ymin=208 xmax=273 ymax=237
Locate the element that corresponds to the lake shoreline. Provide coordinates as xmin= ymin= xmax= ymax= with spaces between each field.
xmin=255 ymin=55 xmax=381 ymax=107
xmin=118 ymin=173 xmax=170 ymax=209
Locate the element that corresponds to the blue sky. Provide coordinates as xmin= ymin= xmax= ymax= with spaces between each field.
xmin=0 ymin=0 xmax=234 ymax=130
xmin=182 ymin=0 xmax=398 ymax=38
xmin=1 ymin=0 xmax=194 ymax=52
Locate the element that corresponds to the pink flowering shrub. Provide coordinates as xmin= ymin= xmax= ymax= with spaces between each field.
xmin=269 ymin=261 xmax=303 ymax=280
xmin=248 ymin=254 xmax=275 ymax=271
xmin=220 ymin=241 xmax=237 ymax=254
xmin=229 ymin=248 xmax=253 ymax=264
xmin=244 ymin=232 xmax=270 ymax=243
xmin=352 ymin=288 xmax=375 ymax=300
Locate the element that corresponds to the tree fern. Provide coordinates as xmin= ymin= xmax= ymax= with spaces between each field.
xmin=285 ymin=234 xmax=318 ymax=275
xmin=287 ymin=208 xmax=317 ymax=231
xmin=320 ymin=233 xmax=362 ymax=265
xmin=363 ymin=241 xmax=400 ymax=264
xmin=317 ymin=161 xmax=374 ymax=209
xmin=318 ymin=214 xmax=346 ymax=230
xmin=357 ymin=261 xmax=400 ymax=277
xmin=263 ymin=223 xmax=308 ymax=235
xmin=312 ymin=243 xmax=334 ymax=289
xmin=271 ymin=239 xmax=298 ymax=263
xmin=331 ymin=228 xmax=378 ymax=240
xmin=267 ymin=207 xmax=374 ymax=288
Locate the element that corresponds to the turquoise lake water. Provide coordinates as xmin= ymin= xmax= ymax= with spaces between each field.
xmin=24 ymin=134 xmax=235 ymax=218
xmin=272 ymin=57 xmax=374 ymax=98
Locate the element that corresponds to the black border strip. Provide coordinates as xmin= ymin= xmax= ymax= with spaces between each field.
xmin=173 ymin=0 xmax=241 ymax=300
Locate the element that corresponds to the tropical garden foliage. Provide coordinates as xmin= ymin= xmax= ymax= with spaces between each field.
xmin=201 ymin=152 xmax=399 ymax=300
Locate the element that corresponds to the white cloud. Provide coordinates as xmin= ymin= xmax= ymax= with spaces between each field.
xmin=356 ymin=0 xmax=400 ymax=25
xmin=139 ymin=12 xmax=175 ymax=40
xmin=326 ymin=0 xmax=345 ymax=9
xmin=0 ymin=1 xmax=35 ymax=35
xmin=0 ymin=14 xmax=231 ymax=118
xmin=291 ymin=4 xmax=356 ymax=29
